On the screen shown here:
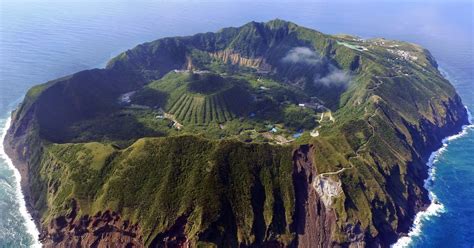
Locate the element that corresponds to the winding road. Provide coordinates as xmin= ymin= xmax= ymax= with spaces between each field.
xmin=316 ymin=107 xmax=378 ymax=178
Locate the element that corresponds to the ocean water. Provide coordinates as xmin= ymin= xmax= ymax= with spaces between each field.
xmin=0 ymin=1 xmax=472 ymax=247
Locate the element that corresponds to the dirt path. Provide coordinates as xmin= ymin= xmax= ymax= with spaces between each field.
xmin=327 ymin=111 xmax=335 ymax=122
xmin=318 ymin=111 xmax=336 ymax=123
xmin=319 ymin=112 xmax=325 ymax=122
xmin=316 ymin=108 xmax=378 ymax=179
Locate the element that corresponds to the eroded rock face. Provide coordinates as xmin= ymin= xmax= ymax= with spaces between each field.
xmin=210 ymin=49 xmax=271 ymax=69
xmin=149 ymin=215 xmax=189 ymax=248
xmin=292 ymin=145 xmax=337 ymax=248
xmin=313 ymin=176 xmax=342 ymax=209
xmin=41 ymin=201 xmax=143 ymax=248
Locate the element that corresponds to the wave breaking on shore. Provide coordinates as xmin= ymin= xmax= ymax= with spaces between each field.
xmin=0 ymin=117 xmax=41 ymax=247
xmin=392 ymin=106 xmax=473 ymax=248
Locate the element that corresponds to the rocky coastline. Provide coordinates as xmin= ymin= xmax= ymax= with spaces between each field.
xmin=3 ymin=120 xmax=42 ymax=235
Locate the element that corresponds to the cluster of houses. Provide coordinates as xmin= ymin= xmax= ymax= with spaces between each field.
xmin=387 ymin=49 xmax=418 ymax=62
xmin=297 ymin=101 xmax=326 ymax=111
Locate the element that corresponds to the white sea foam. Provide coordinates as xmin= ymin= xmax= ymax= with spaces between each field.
xmin=392 ymin=106 xmax=473 ymax=248
xmin=0 ymin=117 xmax=42 ymax=248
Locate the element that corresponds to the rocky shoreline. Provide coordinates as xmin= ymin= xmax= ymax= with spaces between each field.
xmin=3 ymin=119 xmax=42 ymax=241
xmin=394 ymin=106 xmax=472 ymax=245
xmin=397 ymin=100 xmax=470 ymax=241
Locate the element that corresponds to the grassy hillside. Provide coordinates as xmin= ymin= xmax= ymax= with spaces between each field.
xmin=38 ymin=136 xmax=295 ymax=246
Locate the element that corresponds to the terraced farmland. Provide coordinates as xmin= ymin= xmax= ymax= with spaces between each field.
xmin=166 ymin=85 xmax=251 ymax=124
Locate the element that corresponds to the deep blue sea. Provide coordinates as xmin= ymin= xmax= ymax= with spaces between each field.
xmin=0 ymin=1 xmax=472 ymax=247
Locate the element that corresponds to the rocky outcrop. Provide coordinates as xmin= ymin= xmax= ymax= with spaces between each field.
xmin=416 ymin=96 xmax=468 ymax=158
xmin=40 ymin=200 xmax=143 ymax=248
xmin=291 ymin=145 xmax=339 ymax=247
xmin=210 ymin=49 xmax=271 ymax=70
xmin=312 ymin=176 xmax=342 ymax=209
xmin=149 ymin=216 xmax=189 ymax=248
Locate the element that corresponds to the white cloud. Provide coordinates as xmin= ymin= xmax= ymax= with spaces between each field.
xmin=283 ymin=46 xmax=352 ymax=87
xmin=317 ymin=67 xmax=351 ymax=87
xmin=282 ymin=47 xmax=322 ymax=65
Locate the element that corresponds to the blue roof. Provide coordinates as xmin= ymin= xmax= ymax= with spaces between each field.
xmin=293 ymin=133 xmax=303 ymax=138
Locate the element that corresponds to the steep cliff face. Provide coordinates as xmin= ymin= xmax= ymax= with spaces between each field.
xmin=292 ymin=145 xmax=338 ymax=247
xmin=4 ymin=19 xmax=469 ymax=248
xmin=210 ymin=50 xmax=267 ymax=69
xmin=41 ymin=201 xmax=143 ymax=248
